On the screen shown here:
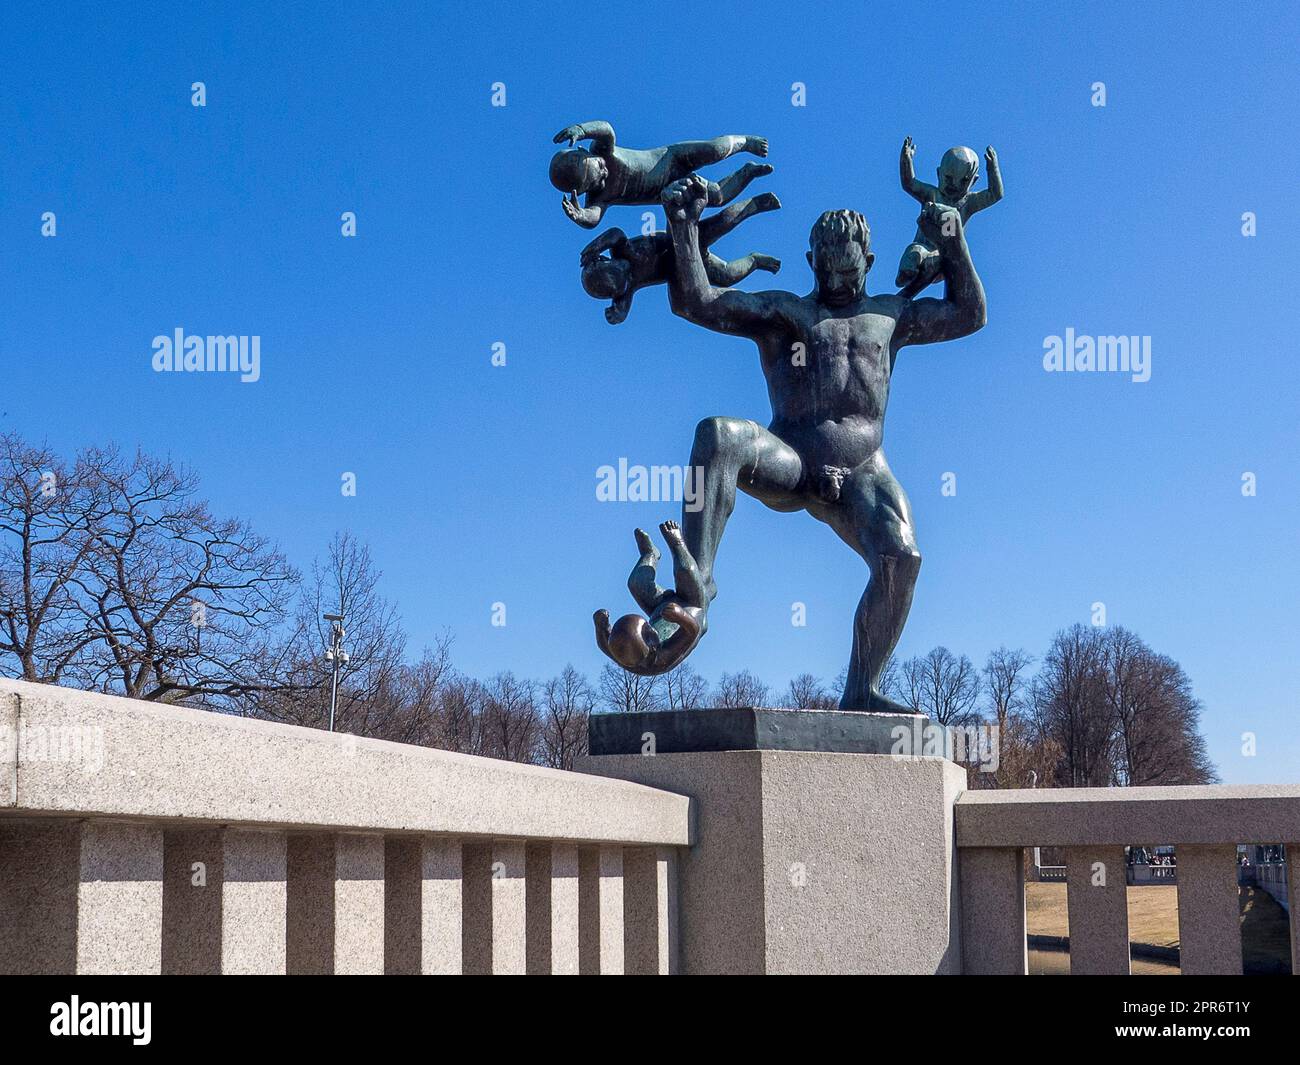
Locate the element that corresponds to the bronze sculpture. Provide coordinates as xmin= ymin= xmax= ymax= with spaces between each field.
xmin=566 ymin=128 xmax=998 ymax=711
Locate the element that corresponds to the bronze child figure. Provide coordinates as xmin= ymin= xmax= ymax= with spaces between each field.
xmin=550 ymin=120 xmax=771 ymax=229
xmin=594 ymin=521 xmax=707 ymax=676
xmin=895 ymin=137 xmax=1002 ymax=297
xmin=579 ymin=193 xmax=781 ymax=324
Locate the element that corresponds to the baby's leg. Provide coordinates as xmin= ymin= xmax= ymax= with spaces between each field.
xmin=671 ymin=135 xmax=768 ymax=173
xmin=627 ymin=528 xmax=666 ymax=614
xmin=895 ymin=242 xmax=934 ymax=287
xmin=705 ymin=252 xmax=780 ymax=287
xmin=914 ymin=246 xmax=943 ymax=288
xmin=659 ymin=520 xmax=708 ymax=608
xmin=697 ymin=192 xmax=781 ymax=249
xmin=897 ymin=245 xmax=942 ymax=297
xmin=710 ymin=162 xmax=774 ymax=207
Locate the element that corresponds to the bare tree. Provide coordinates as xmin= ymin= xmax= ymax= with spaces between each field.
xmin=0 ymin=435 xmax=104 ymax=684
xmin=983 ymin=647 xmax=1033 ymax=731
xmin=875 ymin=658 xmax=899 ymax=704
xmin=598 ymin=663 xmax=661 ymax=714
xmin=713 ymin=669 xmax=770 ymax=708
xmin=1101 ymin=627 xmax=1216 ymax=785
xmin=1031 ymin=625 xmax=1115 ymax=786
xmin=662 ymin=662 xmax=709 ymax=710
xmin=898 ymin=647 xmax=981 ymax=726
xmin=540 ymin=665 xmax=594 ymax=769
xmin=787 ymin=672 xmax=837 ymax=709
xmin=432 ymin=672 xmax=483 ymax=754
xmin=250 ymin=531 xmax=402 ymax=730
xmin=479 ymin=671 xmax=539 ymax=762
xmin=73 ymin=448 xmax=297 ymax=703
xmin=361 ymin=635 xmax=455 ymax=746
xmin=973 ymin=647 xmax=1046 ymax=789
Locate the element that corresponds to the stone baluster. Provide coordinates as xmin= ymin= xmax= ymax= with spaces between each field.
xmin=579 ymin=845 xmax=624 ymax=974
xmin=1063 ymin=845 xmax=1130 ymax=974
xmin=624 ymin=845 xmax=678 ymax=975
xmin=959 ymin=846 xmax=1026 ymax=974
xmin=1176 ymin=844 xmax=1242 ymax=975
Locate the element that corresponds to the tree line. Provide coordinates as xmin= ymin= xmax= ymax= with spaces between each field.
xmin=0 ymin=433 xmax=1215 ymax=782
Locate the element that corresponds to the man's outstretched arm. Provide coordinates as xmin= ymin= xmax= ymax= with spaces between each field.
xmin=663 ymin=174 xmax=786 ymax=338
xmin=895 ymin=202 xmax=987 ymax=347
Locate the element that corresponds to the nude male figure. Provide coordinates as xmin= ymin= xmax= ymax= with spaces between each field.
xmin=660 ymin=172 xmax=986 ymax=711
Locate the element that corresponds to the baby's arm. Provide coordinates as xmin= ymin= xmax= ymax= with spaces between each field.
xmin=593 ymin=610 xmax=614 ymax=656
xmin=581 ymin=227 xmax=629 ymax=265
xmin=656 ymin=602 xmax=700 ymax=660
xmin=606 ymin=294 xmax=633 ymax=325
xmin=562 ymin=193 xmax=606 ymax=229
xmin=553 ymin=121 xmax=616 ymax=155
xmin=964 ymin=146 xmax=1004 ymax=216
xmin=900 ymin=136 xmax=937 ymax=204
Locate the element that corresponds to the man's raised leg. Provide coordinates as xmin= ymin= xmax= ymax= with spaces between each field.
xmin=684 ymin=417 xmax=804 ymax=602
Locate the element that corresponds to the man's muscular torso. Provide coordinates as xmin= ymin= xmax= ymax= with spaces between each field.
xmin=756 ymin=293 xmax=908 ymax=473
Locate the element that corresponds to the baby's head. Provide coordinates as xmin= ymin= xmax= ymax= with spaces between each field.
xmin=606 ymin=613 xmax=658 ymax=670
xmin=937 ymin=147 xmax=979 ymax=200
xmin=549 ymin=148 xmax=608 ymax=195
xmin=581 ymin=257 xmax=631 ymax=301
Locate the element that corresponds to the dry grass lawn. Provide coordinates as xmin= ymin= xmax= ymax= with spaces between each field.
xmin=1027 ymin=882 xmax=1179 ymax=948
xmin=1025 ymin=882 xmax=1291 ymax=975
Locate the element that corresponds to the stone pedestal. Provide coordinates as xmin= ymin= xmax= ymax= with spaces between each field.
xmin=578 ymin=746 xmax=966 ymax=974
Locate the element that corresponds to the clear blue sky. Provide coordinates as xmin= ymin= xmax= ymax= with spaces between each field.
xmin=2 ymin=2 xmax=1297 ymax=784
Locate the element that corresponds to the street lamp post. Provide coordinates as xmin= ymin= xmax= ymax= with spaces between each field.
xmin=323 ymin=612 xmax=348 ymax=732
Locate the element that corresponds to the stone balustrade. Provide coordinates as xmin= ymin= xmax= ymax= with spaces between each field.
xmin=956 ymin=785 xmax=1300 ymax=975
xmin=0 ymin=679 xmax=689 ymax=975
xmin=6 ymin=674 xmax=1300 ymax=975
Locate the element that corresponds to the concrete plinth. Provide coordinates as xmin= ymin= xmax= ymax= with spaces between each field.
xmin=578 ymin=749 xmax=965 ymax=974
xmin=589 ymin=706 xmax=927 ymax=756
